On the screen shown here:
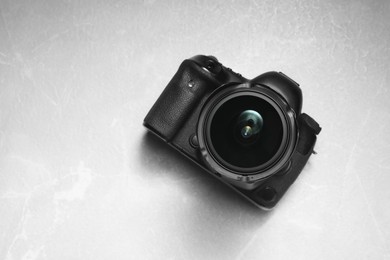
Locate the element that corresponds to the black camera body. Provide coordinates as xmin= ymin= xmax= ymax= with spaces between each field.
xmin=144 ymin=55 xmax=321 ymax=209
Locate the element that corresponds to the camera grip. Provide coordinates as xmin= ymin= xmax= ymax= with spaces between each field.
xmin=144 ymin=60 xmax=219 ymax=141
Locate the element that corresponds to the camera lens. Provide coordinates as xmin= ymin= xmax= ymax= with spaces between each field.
xmin=207 ymin=92 xmax=285 ymax=171
xmin=197 ymin=83 xmax=297 ymax=181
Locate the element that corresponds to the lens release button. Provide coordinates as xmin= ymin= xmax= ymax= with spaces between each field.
xmin=189 ymin=134 xmax=199 ymax=148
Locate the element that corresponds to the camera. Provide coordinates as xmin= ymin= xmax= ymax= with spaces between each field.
xmin=144 ymin=55 xmax=321 ymax=209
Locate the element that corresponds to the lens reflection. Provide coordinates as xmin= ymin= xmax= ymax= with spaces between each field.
xmin=236 ymin=110 xmax=263 ymax=145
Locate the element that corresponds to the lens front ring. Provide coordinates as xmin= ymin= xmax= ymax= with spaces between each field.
xmin=197 ymin=83 xmax=297 ymax=183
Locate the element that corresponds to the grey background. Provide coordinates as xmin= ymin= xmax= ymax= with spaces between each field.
xmin=1 ymin=0 xmax=389 ymax=259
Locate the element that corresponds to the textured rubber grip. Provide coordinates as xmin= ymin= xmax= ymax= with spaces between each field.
xmin=144 ymin=60 xmax=219 ymax=141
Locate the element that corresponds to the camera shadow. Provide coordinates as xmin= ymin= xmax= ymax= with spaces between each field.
xmin=139 ymin=132 xmax=278 ymax=212
xmin=138 ymin=132 xmax=273 ymax=257
xmin=139 ymin=132 xmax=257 ymax=210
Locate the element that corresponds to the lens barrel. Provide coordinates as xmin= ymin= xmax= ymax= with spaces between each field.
xmin=197 ymin=83 xmax=297 ymax=182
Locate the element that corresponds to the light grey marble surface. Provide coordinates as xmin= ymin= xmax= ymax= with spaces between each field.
xmin=1 ymin=0 xmax=389 ymax=259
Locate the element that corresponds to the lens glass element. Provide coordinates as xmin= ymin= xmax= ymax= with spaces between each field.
xmin=209 ymin=95 xmax=284 ymax=169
